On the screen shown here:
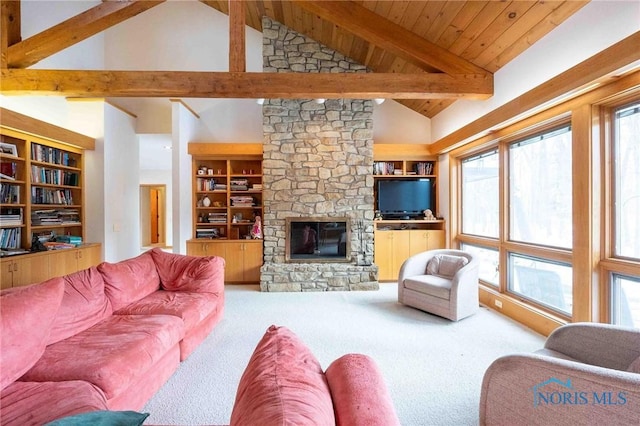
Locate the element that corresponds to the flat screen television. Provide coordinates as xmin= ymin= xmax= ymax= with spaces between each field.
xmin=377 ymin=179 xmax=433 ymax=219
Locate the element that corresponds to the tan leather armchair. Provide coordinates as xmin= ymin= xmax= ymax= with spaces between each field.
xmin=398 ymin=249 xmax=480 ymax=321
xmin=480 ymin=322 xmax=640 ymax=425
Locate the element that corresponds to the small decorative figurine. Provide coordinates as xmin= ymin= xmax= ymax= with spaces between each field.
xmin=423 ymin=209 xmax=436 ymax=221
xmin=251 ymin=216 xmax=262 ymax=239
xmin=202 ymin=195 xmax=211 ymax=207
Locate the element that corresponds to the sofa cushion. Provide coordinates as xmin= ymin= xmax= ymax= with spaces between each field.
xmin=48 ymin=267 xmax=113 ymax=345
xmin=426 ymin=254 xmax=468 ymax=278
xmin=149 ymin=248 xmax=225 ymax=293
xmin=230 ymin=325 xmax=335 ymax=426
xmin=0 ymin=380 xmax=108 ymax=426
xmin=114 ymin=290 xmax=219 ymax=331
xmin=0 ymin=278 xmax=65 ymax=390
xmin=99 ymin=251 xmax=161 ymax=311
xmin=325 ymin=354 xmax=400 ymax=426
xmin=404 ymin=275 xmax=452 ymax=300
xmin=21 ymin=315 xmax=184 ymax=399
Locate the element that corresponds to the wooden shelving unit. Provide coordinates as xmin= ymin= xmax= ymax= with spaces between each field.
xmin=0 ymin=109 xmax=101 ymax=288
xmin=187 ymin=143 xmax=264 ymax=283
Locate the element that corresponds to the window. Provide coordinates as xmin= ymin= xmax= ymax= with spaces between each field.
xmin=509 ymin=253 xmax=572 ymax=315
xmin=611 ymin=274 xmax=640 ymax=327
xmin=509 ymin=126 xmax=572 ymax=249
xmin=461 ymin=150 xmax=499 ymax=238
xmin=461 ymin=243 xmax=499 ymax=286
xmin=613 ymin=102 xmax=640 ymax=259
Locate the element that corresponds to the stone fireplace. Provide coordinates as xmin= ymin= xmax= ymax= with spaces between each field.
xmin=260 ymin=17 xmax=379 ymax=291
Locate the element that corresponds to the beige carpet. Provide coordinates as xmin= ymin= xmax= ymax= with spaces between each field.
xmin=143 ymin=283 xmax=545 ymax=425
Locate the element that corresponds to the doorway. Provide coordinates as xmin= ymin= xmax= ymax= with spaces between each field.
xmin=140 ymin=184 xmax=167 ymax=248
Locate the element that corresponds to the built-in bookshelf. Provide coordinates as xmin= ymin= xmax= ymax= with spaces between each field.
xmin=0 ymin=126 xmax=86 ymax=253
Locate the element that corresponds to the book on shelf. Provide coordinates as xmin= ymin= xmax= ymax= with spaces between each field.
xmin=0 ymin=207 xmax=23 ymax=227
xmin=0 ymin=227 xmax=21 ymax=249
xmin=0 ymin=184 xmax=20 ymax=203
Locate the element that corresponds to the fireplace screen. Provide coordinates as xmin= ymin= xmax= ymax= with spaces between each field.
xmin=285 ymin=217 xmax=351 ymax=263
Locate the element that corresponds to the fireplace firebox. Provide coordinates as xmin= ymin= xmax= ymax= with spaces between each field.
xmin=285 ymin=217 xmax=351 ymax=263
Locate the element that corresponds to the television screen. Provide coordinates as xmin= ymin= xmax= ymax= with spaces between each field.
xmin=377 ymin=179 xmax=432 ymax=217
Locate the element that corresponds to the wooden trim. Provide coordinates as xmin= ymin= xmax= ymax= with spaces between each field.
xmin=169 ymin=99 xmax=200 ymax=119
xmin=480 ymin=286 xmax=565 ymax=337
xmin=229 ymin=0 xmax=246 ymax=73
xmin=6 ymin=0 xmax=165 ymax=68
xmin=430 ymin=31 xmax=640 ymax=153
xmin=0 ymin=69 xmax=493 ymax=100
xmin=188 ymin=142 xmax=262 ymax=156
xmin=373 ymin=143 xmax=433 ymax=160
xmin=0 ymin=107 xmax=95 ymax=150
xmin=571 ymin=104 xmax=599 ymax=322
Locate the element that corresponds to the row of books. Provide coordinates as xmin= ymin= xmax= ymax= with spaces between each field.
xmin=230 ymin=179 xmax=249 ymax=191
xmin=31 ymin=143 xmax=77 ymax=167
xmin=0 ymin=208 xmax=23 ymax=227
xmin=413 ymin=162 xmax=434 ymax=175
xmin=0 ymin=183 xmax=20 ymax=203
xmin=206 ymin=212 xmax=227 ymax=223
xmin=196 ymin=178 xmax=226 ymax=192
xmin=196 ymin=228 xmax=221 ymax=239
xmin=31 ymin=209 xmax=81 ymax=226
xmin=32 ymin=188 xmax=75 ymax=205
xmin=373 ymin=162 xmax=398 ymax=175
xmin=0 ymin=227 xmax=21 ymax=249
xmin=0 ymin=162 xmax=17 ymax=180
xmin=31 ymin=165 xmax=80 ymax=186
xmin=230 ymin=196 xmax=255 ymax=207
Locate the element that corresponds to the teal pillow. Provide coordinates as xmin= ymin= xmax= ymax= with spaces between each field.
xmin=45 ymin=411 xmax=149 ymax=426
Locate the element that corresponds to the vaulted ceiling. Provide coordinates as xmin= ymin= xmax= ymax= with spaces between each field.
xmin=0 ymin=0 xmax=588 ymax=119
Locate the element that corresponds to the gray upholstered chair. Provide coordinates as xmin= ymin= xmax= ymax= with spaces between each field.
xmin=480 ymin=322 xmax=640 ymax=425
xmin=398 ymin=249 xmax=480 ymax=321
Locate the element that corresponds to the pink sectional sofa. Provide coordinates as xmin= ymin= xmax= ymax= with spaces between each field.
xmin=0 ymin=248 xmax=225 ymax=426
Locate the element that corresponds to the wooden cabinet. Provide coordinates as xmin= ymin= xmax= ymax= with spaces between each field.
xmin=1 ymin=254 xmax=50 ymax=289
xmin=374 ymin=221 xmax=446 ymax=281
xmin=186 ymin=240 xmax=262 ymax=283
xmin=1 ymin=243 xmax=102 ymax=289
xmin=48 ymin=244 xmax=102 ymax=277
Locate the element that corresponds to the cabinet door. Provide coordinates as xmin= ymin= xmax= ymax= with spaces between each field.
xmin=77 ymin=244 xmax=102 ymax=270
xmin=374 ymin=230 xmax=395 ymax=281
xmin=426 ymin=230 xmax=446 ymax=250
xmin=408 ymin=230 xmax=430 ymax=255
xmin=186 ymin=241 xmax=207 ymax=257
xmin=11 ymin=255 xmax=50 ymax=287
xmin=224 ymin=242 xmax=245 ymax=283
xmin=1 ymin=259 xmax=13 ymax=289
xmin=48 ymin=250 xmax=79 ymax=277
xmin=393 ymin=231 xmax=411 ymax=277
xmin=243 ymin=242 xmax=263 ymax=283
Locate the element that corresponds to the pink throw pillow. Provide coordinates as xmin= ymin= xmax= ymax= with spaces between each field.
xmin=47 ymin=267 xmax=113 ymax=345
xmin=0 ymin=278 xmax=65 ymax=390
xmin=149 ymin=248 xmax=225 ymax=293
xmin=99 ymin=251 xmax=161 ymax=310
xmin=230 ymin=325 xmax=335 ymax=426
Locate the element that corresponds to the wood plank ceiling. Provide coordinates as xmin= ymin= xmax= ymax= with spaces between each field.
xmin=199 ymin=0 xmax=588 ymax=118
xmin=0 ymin=0 xmax=588 ymax=120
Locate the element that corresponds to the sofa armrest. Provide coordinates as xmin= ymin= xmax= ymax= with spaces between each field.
xmin=325 ymin=354 xmax=400 ymax=426
xmin=480 ymin=354 xmax=640 ymax=426
xmin=544 ymin=322 xmax=640 ymax=371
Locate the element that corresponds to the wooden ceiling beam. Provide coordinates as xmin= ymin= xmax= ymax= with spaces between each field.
xmin=291 ymin=0 xmax=491 ymax=77
xmin=6 ymin=0 xmax=165 ymax=68
xmin=1 ymin=0 xmax=21 ymax=69
xmin=228 ymin=0 xmax=246 ymax=72
xmin=0 ymin=69 xmax=493 ymax=99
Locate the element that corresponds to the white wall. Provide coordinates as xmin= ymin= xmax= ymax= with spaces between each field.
xmin=102 ymin=105 xmax=140 ymax=261
xmin=431 ymin=1 xmax=640 ymax=141
xmin=171 ymin=103 xmax=199 ymax=254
